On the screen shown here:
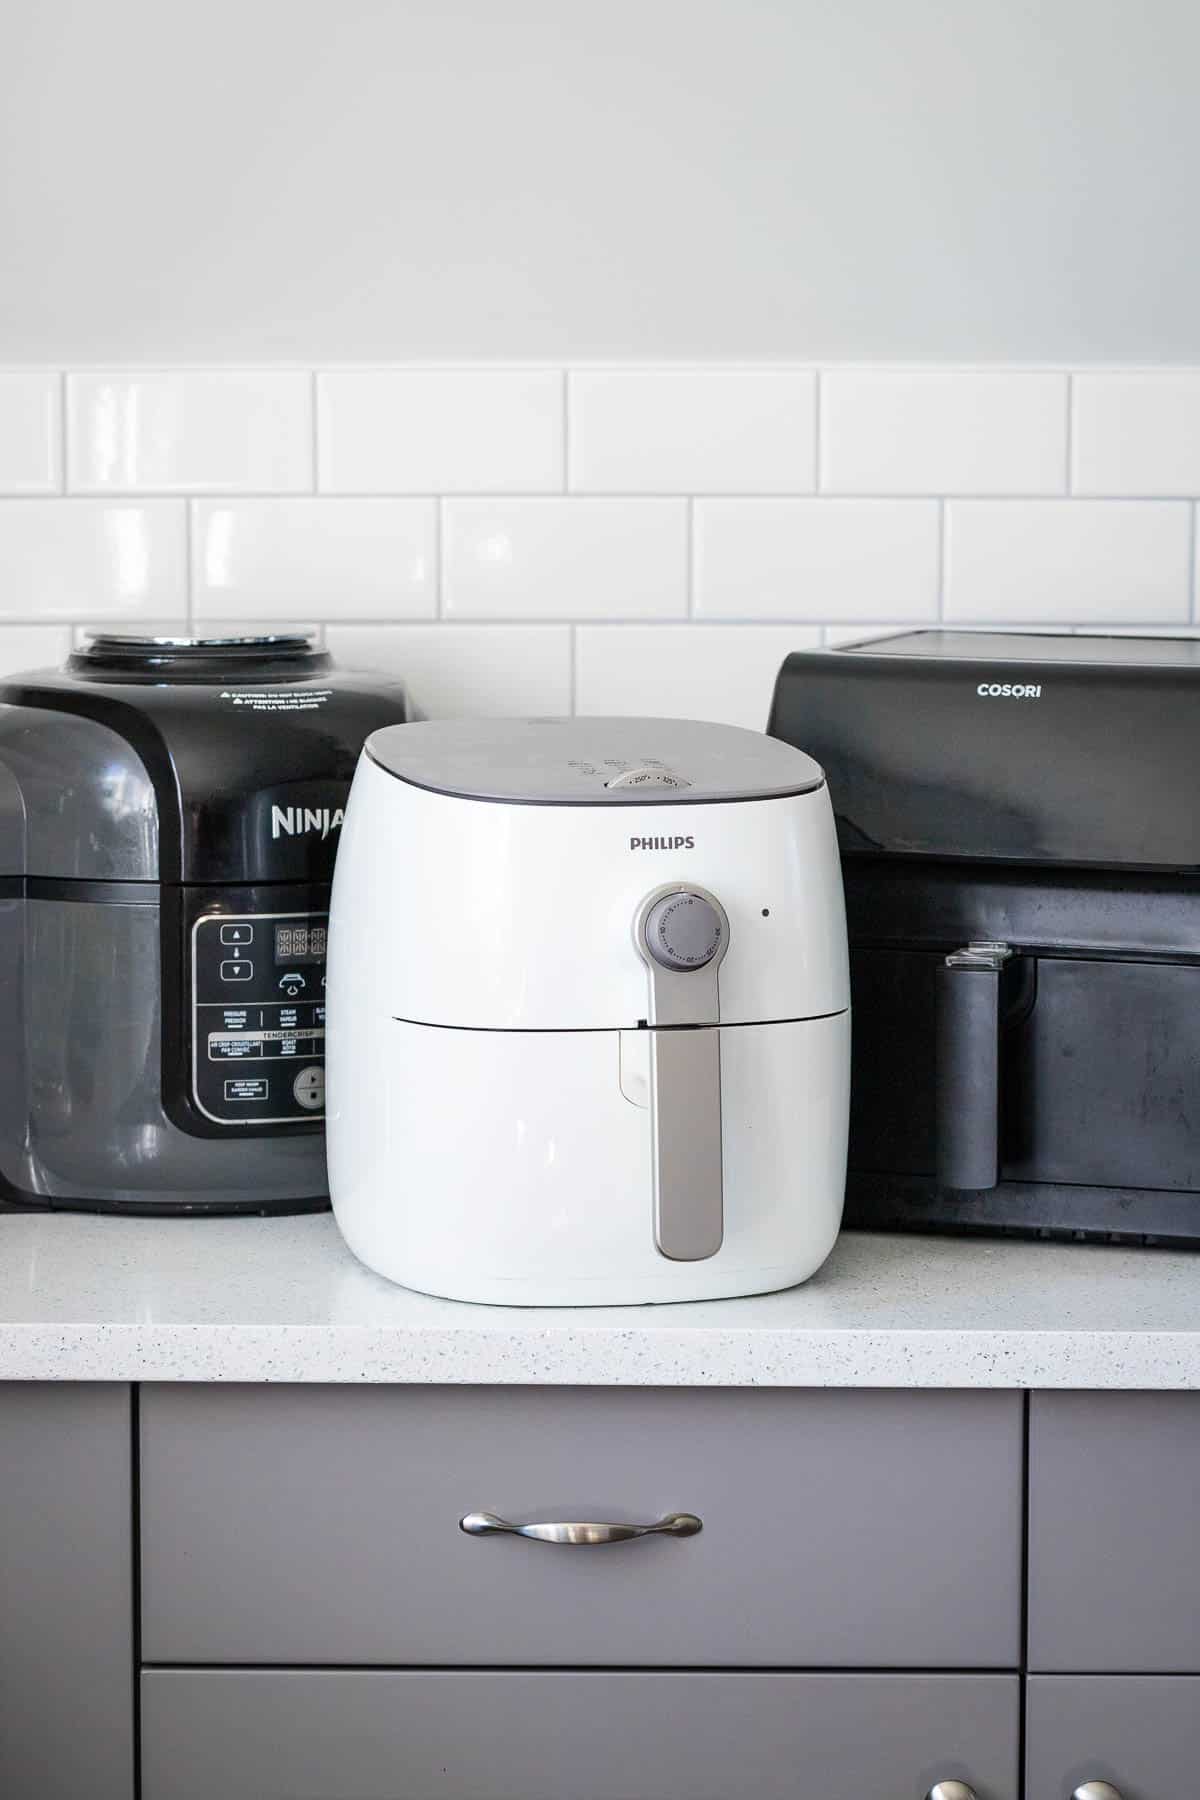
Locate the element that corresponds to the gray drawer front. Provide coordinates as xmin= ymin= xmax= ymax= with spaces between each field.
xmin=142 ymin=1669 xmax=1019 ymax=1800
xmin=140 ymin=1385 xmax=1022 ymax=1667
xmin=1029 ymin=1393 xmax=1200 ymax=1672
xmin=1027 ymin=1675 xmax=1200 ymax=1799
xmin=0 ymin=1383 xmax=134 ymax=1800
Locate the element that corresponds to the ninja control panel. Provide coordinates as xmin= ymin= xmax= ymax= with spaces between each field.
xmin=191 ymin=912 xmax=327 ymax=1124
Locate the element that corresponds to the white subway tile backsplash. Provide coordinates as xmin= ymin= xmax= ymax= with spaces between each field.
xmin=694 ymin=499 xmax=939 ymax=620
xmin=569 ymin=369 xmax=816 ymax=494
xmin=192 ymin=499 xmax=436 ymax=622
xmin=318 ymin=370 xmax=563 ymax=494
xmin=821 ymin=370 xmax=1067 ymax=495
xmin=443 ymin=498 xmax=687 ymax=619
xmin=0 ymin=501 xmax=186 ymax=621
xmin=944 ymin=500 xmax=1192 ymax=624
xmin=0 ymin=623 xmax=72 ymax=675
xmin=67 ymin=372 xmax=312 ymax=494
xmin=324 ymin=624 xmax=572 ymax=717
xmin=575 ymin=624 xmax=819 ymax=730
xmin=0 ymin=373 xmax=60 ymax=493
xmin=0 ymin=361 xmax=1188 ymax=727
xmin=1073 ymin=371 xmax=1200 ymax=496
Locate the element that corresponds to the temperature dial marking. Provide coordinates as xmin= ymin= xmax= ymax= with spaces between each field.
xmin=605 ymin=767 xmax=692 ymax=790
xmin=642 ymin=891 xmax=724 ymax=971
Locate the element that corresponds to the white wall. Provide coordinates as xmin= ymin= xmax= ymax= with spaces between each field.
xmin=5 ymin=0 xmax=1200 ymax=363
xmin=4 ymin=8 xmax=1199 ymax=719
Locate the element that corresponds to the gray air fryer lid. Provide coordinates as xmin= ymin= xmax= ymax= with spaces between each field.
xmin=365 ymin=717 xmax=824 ymax=805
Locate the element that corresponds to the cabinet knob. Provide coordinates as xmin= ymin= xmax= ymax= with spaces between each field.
xmin=1072 ymin=1786 xmax=1124 ymax=1800
xmin=926 ymin=1784 xmax=978 ymax=1800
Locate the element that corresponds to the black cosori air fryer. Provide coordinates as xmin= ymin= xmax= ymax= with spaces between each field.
xmin=770 ymin=629 xmax=1200 ymax=1248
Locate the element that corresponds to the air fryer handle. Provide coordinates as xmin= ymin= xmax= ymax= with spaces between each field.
xmin=647 ymin=1025 xmax=725 ymax=1261
xmin=936 ymin=943 xmax=1014 ymax=1192
xmin=634 ymin=885 xmax=730 ymax=1264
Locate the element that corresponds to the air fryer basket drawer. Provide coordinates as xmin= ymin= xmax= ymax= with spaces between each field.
xmin=1004 ymin=957 xmax=1200 ymax=1190
xmin=847 ymin=947 xmax=1200 ymax=1238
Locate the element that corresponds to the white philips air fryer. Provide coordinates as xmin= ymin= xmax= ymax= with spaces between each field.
xmin=326 ymin=717 xmax=850 ymax=1305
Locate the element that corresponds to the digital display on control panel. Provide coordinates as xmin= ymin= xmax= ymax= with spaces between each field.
xmin=274 ymin=923 xmax=327 ymax=964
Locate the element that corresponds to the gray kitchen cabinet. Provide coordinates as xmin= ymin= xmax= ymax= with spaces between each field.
xmin=0 ymin=1382 xmax=134 ymax=1800
xmin=141 ymin=1669 xmax=1020 ymax=1800
xmin=7 ymin=1378 xmax=1198 ymax=1799
xmin=1027 ymin=1675 xmax=1200 ymax=1798
xmin=1028 ymin=1393 xmax=1200 ymax=1672
xmin=139 ymin=1383 xmax=1023 ymax=1668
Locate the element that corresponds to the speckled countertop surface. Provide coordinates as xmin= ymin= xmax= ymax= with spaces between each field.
xmin=0 ymin=1210 xmax=1197 ymax=1386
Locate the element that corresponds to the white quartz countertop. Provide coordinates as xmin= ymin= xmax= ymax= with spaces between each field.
xmin=1 ymin=1210 xmax=1197 ymax=1387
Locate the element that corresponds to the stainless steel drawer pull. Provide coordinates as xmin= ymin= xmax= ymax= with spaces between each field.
xmin=1072 ymin=1786 xmax=1124 ymax=1800
xmin=460 ymin=1510 xmax=702 ymax=1546
xmin=926 ymin=1784 xmax=977 ymax=1800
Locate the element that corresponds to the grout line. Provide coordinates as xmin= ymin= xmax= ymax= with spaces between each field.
xmin=15 ymin=358 xmax=1200 ymax=373
xmin=685 ymin=497 xmax=695 ymax=617
xmin=435 ymin=498 xmax=446 ymax=618
xmin=561 ymin=371 xmax=570 ymax=494
xmin=184 ymin=501 xmax=194 ymax=629
xmin=0 ymin=615 xmax=1175 ymax=633
xmin=0 ymin=489 xmax=360 ymax=501
xmin=937 ymin=498 xmax=947 ymax=619
xmin=1064 ymin=370 xmax=1075 ymax=494
xmin=813 ymin=370 xmax=823 ymax=492
xmin=9 ymin=488 xmax=1196 ymax=503
xmin=309 ymin=370 xmax=320 ymax=493
xmin=568 ymin=623 xmax=578 ymax=712
xmin=56 ymin=370 xmax=68 ymax=494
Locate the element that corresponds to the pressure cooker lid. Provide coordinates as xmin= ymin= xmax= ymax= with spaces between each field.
xmin=68 ymin=632 xmax=333 ymax=681
xmin=365 ymin=716 xmax=824 ymax=805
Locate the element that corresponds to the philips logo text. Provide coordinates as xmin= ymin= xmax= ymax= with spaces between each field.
xmin=630 ymin=835 xmax=695 ymax=851
xmin=271 ymin=805 xmax=345 ymax=841
xmin=976 ymin=682 xmax=1042 ymax=699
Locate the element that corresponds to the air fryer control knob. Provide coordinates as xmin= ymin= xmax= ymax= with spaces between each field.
xmin=642 ymin=891 xmax=724 ymax=971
